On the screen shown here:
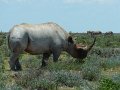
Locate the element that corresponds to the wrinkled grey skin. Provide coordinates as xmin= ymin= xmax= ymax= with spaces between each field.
xmin=8 ymin=22 xmax=96 ymax=71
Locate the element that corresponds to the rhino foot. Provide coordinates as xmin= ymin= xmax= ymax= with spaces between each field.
xmin=15 ymin=60 xmax=22 ymax=71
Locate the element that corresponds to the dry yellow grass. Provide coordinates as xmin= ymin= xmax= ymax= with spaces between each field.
xmin=102 ymin=67 xmax=120 ymax=77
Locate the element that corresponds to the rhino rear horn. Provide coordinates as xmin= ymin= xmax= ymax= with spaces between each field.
xmin=68 ymin=36 xmax=74 ymax=44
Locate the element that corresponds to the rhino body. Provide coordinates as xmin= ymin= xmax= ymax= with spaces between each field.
xmin=9 ymin=22 xmax=69 ymax=54
xmin=8 ymin=22 xmax=96 ymax=71
xmin=105 ymin=31 xmax=113 ymax=35
xmin=87 ymin=31 xmax=102 ymax=37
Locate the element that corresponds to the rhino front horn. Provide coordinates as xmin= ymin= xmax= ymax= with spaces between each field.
xmin=86 ymin=37 xmax=96 ymax=52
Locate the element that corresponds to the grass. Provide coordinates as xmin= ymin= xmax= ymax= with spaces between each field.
xmin=0 ymin=33 xmax=120 ymax=89
xmin=98 ymin=77 xmax=120 ymax=90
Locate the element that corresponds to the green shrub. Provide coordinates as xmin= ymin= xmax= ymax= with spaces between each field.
xmin=6 ymin=84 xmax=23 ymax=90
xmin=98 ymin=77 xmax=120 ymax=90
xmin=48 ymin=57 xmax=83 ymax=71
xmin=101 ymin=56 xmax=120 ymax=69
xmin=15 ymin=69 xmax=88 ymax=89
xmin=21 ymin=55 xmax=41 ymax=69
xmin=29 ymin=77 xmax=57 ymax=90
xmin=81 ymin=55 xmax=101 ymax=81
xmin=0 ymin=73 xmax=7 ymax=89
xmin=112 ymin=74 xmax=120 ymax=85
xmin=51 ymin=70 xmax=83 ymax=87
xmin=91 ymin=48 xmax=120 ymax=58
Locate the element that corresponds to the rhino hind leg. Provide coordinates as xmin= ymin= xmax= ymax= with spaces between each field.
xmin=9 ymin=52 xmax=21 ymax=71
xmin=41 ymin=53 xmax=51 ymax=67
xmin=9 ymin=42 xmax=25 ymax=71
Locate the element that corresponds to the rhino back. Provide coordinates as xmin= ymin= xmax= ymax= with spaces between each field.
xmin=9 ymin=22 xmax=70 ymax=54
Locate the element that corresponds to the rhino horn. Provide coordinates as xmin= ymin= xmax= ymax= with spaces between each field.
xmin=85 ymin=37 xmax=96 ymax=52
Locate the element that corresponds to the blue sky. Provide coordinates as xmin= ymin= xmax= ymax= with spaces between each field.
xmin=0 ymin=0 xmax=120 ymax=33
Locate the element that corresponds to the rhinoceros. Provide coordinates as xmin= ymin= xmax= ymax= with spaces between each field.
xmin=8 ymin=22 xmax=96 ymax=71
xmin=105 ymin=31 xmax=113 ymax=35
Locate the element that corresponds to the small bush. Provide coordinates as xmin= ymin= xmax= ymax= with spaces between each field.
xmin=15 ymin=69 xmax=87 ymax=89
xmin=81 ymin=56 xmax=101 ymax=81
xmin=101 ymin=56 xmax=120 ymax=69
xmin=98 ymin=77 xmax=120 ymax=90
xmin=91 ymin=48 xmax=120 ymax=58
xmin=29 ymin=77 xmax=56 ymax=90
xmin=21 ymin=55 xmax=41 ymax=69
xmin=112 ymin=74 xmax=120 ymax=85
xmin=51 ymin=70 xmax=83 ymax=87
xmin=6 ymin=84 xmax=23 ymax=90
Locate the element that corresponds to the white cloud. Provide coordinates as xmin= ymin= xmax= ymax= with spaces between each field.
xmin=0 ymin=0 xmax=32 ymax=4
xmin=0 ymin=0 xmax=9 ymax=4
xmin=0 ymin=0 xmax=118 ymax=5
xmin=64 ymin=0 xmax=83 ymax=3
xmin=63 ymin=0 xmax=116 ymax=4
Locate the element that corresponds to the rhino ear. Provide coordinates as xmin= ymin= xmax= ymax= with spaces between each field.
xmin=68 ymin=36 xmax=74 ymax=44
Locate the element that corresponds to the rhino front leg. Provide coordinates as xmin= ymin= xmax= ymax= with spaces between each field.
xmin=53 ymin=50 xmax=61 ymax=62
xmin=41 ymin=53 xmax=51 ymax=67
xmin=15 ymin=58 xmax=22 ymax=71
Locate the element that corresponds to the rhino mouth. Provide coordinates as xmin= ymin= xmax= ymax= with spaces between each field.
xmin=76 ymin=37 xmax=96 ymax=59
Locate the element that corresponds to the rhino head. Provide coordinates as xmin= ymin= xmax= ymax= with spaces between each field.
xmin=67 ymin=36 xmax=96 ymax=59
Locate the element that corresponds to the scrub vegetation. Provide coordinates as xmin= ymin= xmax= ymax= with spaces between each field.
xmin=0 ymin=32 xmax=120 ymax=90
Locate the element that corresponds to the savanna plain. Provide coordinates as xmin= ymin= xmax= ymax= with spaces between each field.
xmin=0 ymin=32 xmax=120 ymax=90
